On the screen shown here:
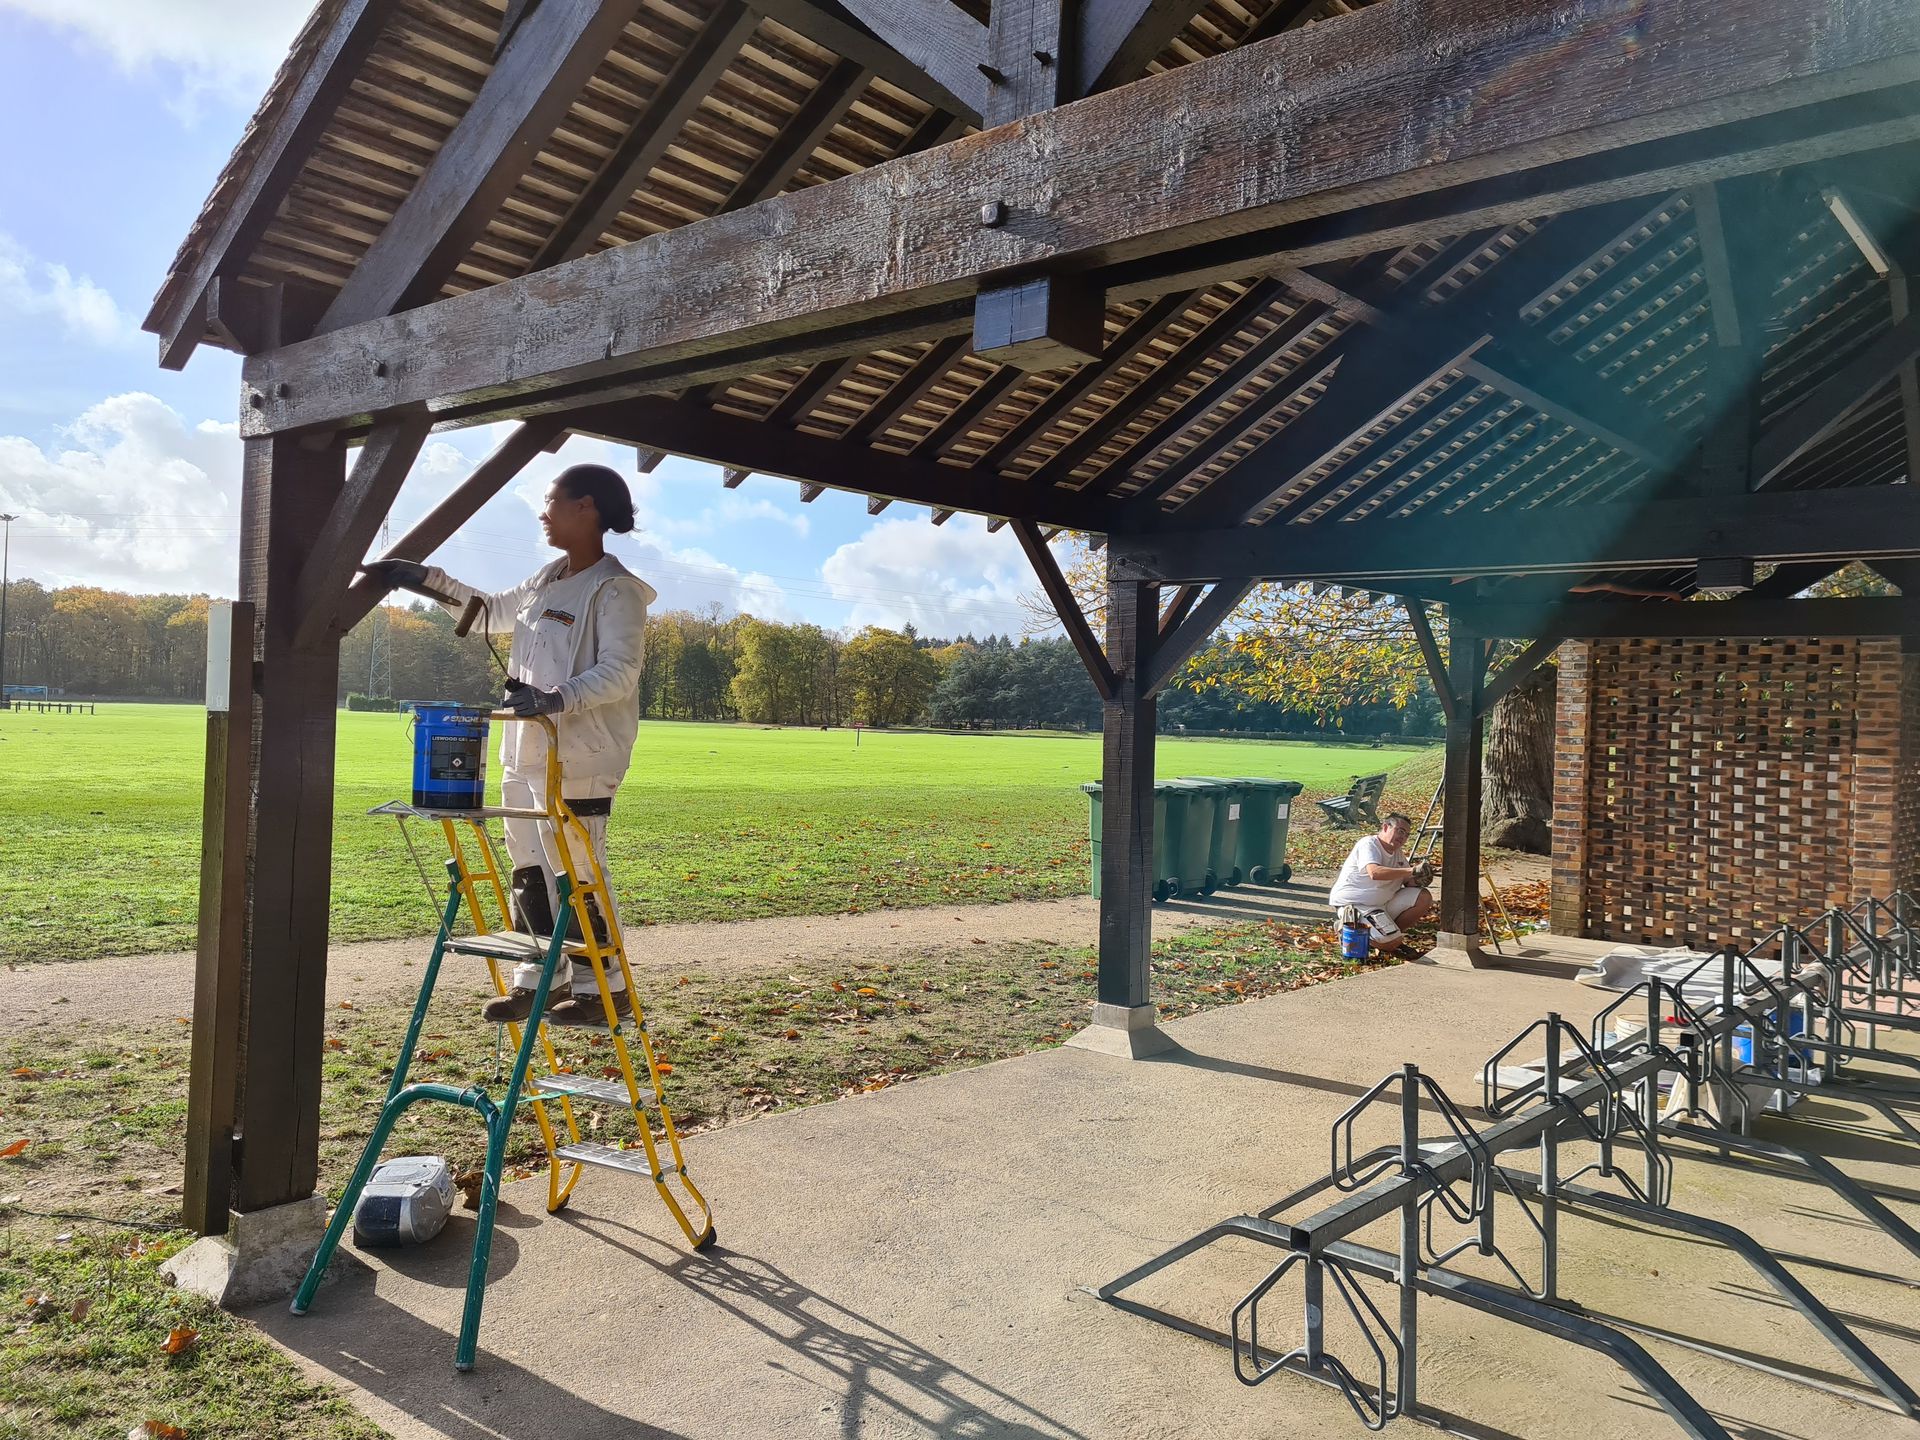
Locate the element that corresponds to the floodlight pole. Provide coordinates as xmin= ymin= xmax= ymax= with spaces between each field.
xmin=0 ymin=513 xmax=15 ymax=706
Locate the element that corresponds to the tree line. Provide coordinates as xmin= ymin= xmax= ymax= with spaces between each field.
xmin=1 ymin=577 xmax=1448 ymax=736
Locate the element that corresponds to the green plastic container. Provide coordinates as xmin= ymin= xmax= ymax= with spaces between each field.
xmin=1187 ymin=777 xmax=1251 ymax=886
xmin=1081 ymin=781 xmax=1186 ymax=902
xmin=1162 ymin=779 xmax=1219 ymax=895
xmin=1233 ymin=777 xmax=1306 ymax=885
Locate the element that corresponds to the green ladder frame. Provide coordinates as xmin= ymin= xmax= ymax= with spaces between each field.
xmin=290 ymin=860 xmax=571 ymax=1371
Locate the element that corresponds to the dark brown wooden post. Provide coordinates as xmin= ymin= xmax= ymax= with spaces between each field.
xmin=184 ymin=600 xmax=255 ymax=1235
xmin=1437 ymin=614 xmax=1487 ymax=952
xmin=1078 ymin=563 xmax=1174 ymax=1056
xmin=232 ymin=432 xmax=348 ymax=1213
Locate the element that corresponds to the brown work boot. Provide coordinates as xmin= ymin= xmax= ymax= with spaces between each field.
xmin=547 ymin=989 xmax=633 ymax=1028
xmin=480 ymin=987 xmax=561 ymax=1024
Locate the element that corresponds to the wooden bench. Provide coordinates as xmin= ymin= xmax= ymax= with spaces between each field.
xmin=1316 ymin=773 xmax=1387 ymax=828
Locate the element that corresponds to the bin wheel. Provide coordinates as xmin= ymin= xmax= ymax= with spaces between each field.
xmin=1153 ymin=880 xmax=1171 ymax=903
xmin=1249 ymin=866 xmax=1269 ymax=885
xmin=1225 ymin=867 xmax=1242 ymax=887
xmin=1167 ymin=877 xmax=1181 ymax=900
xmin=1276 ymin=864 xmax=1293 ymax=885
xmin=1202 ymin=870 xmax=1219 ymax=895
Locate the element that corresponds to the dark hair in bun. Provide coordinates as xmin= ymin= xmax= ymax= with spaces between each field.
xmin=556 ymin=463 xmax=636 ymax=535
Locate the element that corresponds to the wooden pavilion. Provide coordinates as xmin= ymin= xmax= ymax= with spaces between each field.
xmin=146 ymin=0 xmax=1920 ymax=1238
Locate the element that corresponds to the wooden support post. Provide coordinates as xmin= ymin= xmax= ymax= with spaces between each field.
xmin=973 ymin=275 xmax=1106 ymax=372
xmin=233 ymin=433 xmax=349 ymax=1213
xmin=1436 ymin=610 xmax=1487 ymax=957
xmin=1070 ymin=564 xmax=1172 ymax=1058
xmin=982 ymin=0 xmax=1071 ymax=126
xmin=184 ymin=601 xmax=255 ymax=1236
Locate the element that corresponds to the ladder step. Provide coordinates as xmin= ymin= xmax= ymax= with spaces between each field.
xmin=529 ymin=1074 xmax=636 ymax=1107
xmin=445 ymin=931 xmax=587 ymax=963
xmin=555 ymin=1141 xmax=675 ymax=1181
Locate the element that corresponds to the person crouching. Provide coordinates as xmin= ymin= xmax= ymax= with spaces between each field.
xmin=1327 ymin=811 xmax=1433 ymax=953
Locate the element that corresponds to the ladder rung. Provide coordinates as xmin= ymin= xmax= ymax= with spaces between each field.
xmin=555 ymin=1141 xmax=674 ymax=1181
xmin=445 ymin=932 xmax=587 ymax=963
xmin=529 ymin=1074 xmax=635 ymax=1107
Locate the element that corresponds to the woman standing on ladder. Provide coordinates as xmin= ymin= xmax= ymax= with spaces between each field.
xmin=368 ymin=463 xmax=655 ymax=1026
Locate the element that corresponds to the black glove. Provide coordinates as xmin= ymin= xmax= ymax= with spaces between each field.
xmin=361 ymin=559 xmax=431 ymax=593
xmin=505 ymin=684 xmax=564 ymax=718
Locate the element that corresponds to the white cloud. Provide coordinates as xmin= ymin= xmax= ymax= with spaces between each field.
xmin=822 ymin=515 xmax=1050 ymax=639
xmin=0 ymin=393 xmax=241 ymax=595
xmin=0 ymin=0 xmax=305 ymax=109
xmin=0 ymin=234 xmax=138 ymax=349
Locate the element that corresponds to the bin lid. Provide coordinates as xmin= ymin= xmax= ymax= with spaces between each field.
xmin=1080 ymin=782 xmax=1101 ymax=794
xmin=1232 ymin=776 xmax=1306 ymax=795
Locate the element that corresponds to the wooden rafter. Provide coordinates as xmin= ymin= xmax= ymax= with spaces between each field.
xmin=1752 ymin=310 xmax=1920 ymax=486
xmin=742 ymin=0 xmax=983 ymax=120
xmin=1462 ymin=595 xmax=1920 ymax=638
xmin=319 ymin=0 xmax=647 ymax=334
xmin=1157 ymin=583 xmax=1202 ymax=638
xmin=1142 ymin=580 xmax=1252 ymax=696
xmin=831 ymin=0 xmax=987 ymax=120
xmin=241 ymin=0 xmax=1920 ymax=439
xmin=1401 ymin=597 xmax=1455 ymax=725
xmin=1477 ymin=631 xmax=1563 ymax=710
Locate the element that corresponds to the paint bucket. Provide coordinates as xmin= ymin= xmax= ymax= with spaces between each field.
xmin=1340 ymin=920 xmax=1371 ymax=962
xmin=1732 ymin=1005 xmax=1810 ymax=1067
xmin=411 ymin=703 xmax=490 ymax=810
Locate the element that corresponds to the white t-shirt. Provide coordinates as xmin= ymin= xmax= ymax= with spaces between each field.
xmin=1328 ymin=835 xmax=1407 ymax=909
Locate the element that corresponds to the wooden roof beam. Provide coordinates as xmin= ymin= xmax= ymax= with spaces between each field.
xmin=534 ymin=0 xmax=763 ymax=271
xmin=747 ymin=0 xmax=985 ymax=122
xmin=291 ymin=417 xmax=432 ymax=652
xmin=1824 ymin=184 xmax=1920 ymax=485
xmin=1458 ymin=594 xmax=1920 ymax=639
xmin=1109 ymin=484 xmax=1920 ymax=584
xmin=1013 ymin=518 xmax=1116 ymax=699
xmin=565 ymin=394 xmax=1123 ymax=527
xmin=1752 ymin=310 xmax=1920 ymax=486
xmin=148 ymin=0 xmax=394 ymax=368
xmin=241 ymin=0 xmax=1920 ymax=437
xmin=318 ymin=0 xmax=647 ymax=335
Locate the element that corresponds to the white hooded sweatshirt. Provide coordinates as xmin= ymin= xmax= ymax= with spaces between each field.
xmin=425 ymin=555 xmax=655 ymax=795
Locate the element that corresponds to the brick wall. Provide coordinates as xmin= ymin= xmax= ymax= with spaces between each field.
xmin=1551 ymin=636 xmax=1920 ymax=947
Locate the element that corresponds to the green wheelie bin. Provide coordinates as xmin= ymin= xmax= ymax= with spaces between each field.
xmin=1187 ymin=777 xmax=1251 ymax=886
xmin=1081 ymin=781 xmax=1187 ymax=902
xmin=1162 ymin=778 xmax=1219 ymax=895
xmin=1233 ymin=777 xmax=1305 ymax=885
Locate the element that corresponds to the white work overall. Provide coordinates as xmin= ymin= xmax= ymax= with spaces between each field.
xmin=426 ymin=555 xmax=654 ymax=994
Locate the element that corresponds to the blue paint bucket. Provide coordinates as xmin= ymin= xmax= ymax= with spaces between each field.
xmin=1732 ymin=1006 xmax=1809 ymax=1066
xmin=1340 ymin=921 xmax=1371 ymax=962
xmin=411 ymin=703 xmax=490 ymax=810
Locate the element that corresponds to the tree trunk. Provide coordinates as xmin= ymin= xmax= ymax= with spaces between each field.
xmin=1482 ymin=661 xmax=1556 ymax=853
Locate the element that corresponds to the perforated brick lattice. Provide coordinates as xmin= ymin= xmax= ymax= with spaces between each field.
xmin=1551 ymin=636 xmax=1920 ymax=948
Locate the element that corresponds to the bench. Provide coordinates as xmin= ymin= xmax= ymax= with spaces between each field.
xmin=1316 ymin=772 xmax=1387 ymax=828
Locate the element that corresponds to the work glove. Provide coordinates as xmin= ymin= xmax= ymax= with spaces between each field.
xmin=361 ymin=559 xmax=432 ymax=594
xmin=1411 ymin=859 xmax=1434 ymax=887
xmin=505 ymin=683 xmax=564 ymax=718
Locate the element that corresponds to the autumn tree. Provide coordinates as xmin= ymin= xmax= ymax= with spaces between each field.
xmin=839 ymin=626 xmax=938 ymax=726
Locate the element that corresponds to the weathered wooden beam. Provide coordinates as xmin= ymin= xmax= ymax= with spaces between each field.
xmin=1747 ymin=560 xmax=1846 ymax=599
xmin=634 ymin=446 xmax=665 ymax=473
xmin=320 ymin=0 xmax=645 ymax=334
xmin=1109 ymin=485 xmax=1920 ymax=583
xmin=982 ymin=0 xmax=1069 ymax=126
xmin=534 ymin=0 xmax=761 ymax=270
xmin=335 ymin=418 xmax=563 ymax=634
xmin=1013 ymin=519 xmax=1117 ymax=699
xmin=832 ymin=0 xmax=987 ymax=122
xmin=567 ymin=393 xmax=1124 ymax=526
xmin=743 ymin=0 xmax=981 ymax=120
xmin=798 ymin=482 xmax=826 ymax=501
xmin=243 ymin=0 xmax=1920 ymax=436
xmin=1078 ymin=0 xmax=1312 ymax=99
xmin=765 ymin=355 xmax=864 ymax=425
xmin=930 ymin=508 xmax=955 ymax=525
xmin=1401 ymin=597 xmax=1456 ymax=725
xmin=722 ymin=466 xmax=751 ymax=488
xmin=1459 ymin=594 xmax=1920 ymax=639
xmin=1437 ymin=613 xmax=1486 ymax=945
xmin=842 ymin=334 xmax=971 ymax=443
xmin=1142 ymin=579 xmax=1252 ymax=696
xmin=1752 ymin=310 xmax=1920 ymax=486
xmin=1478 ymin=631 xmax=1563 ymax=710
xmin=917 ymin=366 xmax=1024 ymax=456
xmin=1158 ymin=582 xmax=1202 ymax=639
xmin=867 ymin=494 xmax=891 ymax=514
xmin=1825 ymin=185 xmax=1920 ymax=486
xmin=1321 ymin=401 xmax=1532 ymax=524
xmin=148 ymin=0 xmax=394 ymax=368
xmin=292 ymin=417 xmax=433 ymax=652
xmin=720 ymin=58 xmax=871 ymax=213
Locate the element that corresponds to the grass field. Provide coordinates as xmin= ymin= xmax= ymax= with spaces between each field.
xmin=0 ymin=704 xmax=1433 ymax=964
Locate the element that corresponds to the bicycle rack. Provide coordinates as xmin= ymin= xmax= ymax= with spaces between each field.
xmin=1099 ymin=886 xmax=1920 ymax=1437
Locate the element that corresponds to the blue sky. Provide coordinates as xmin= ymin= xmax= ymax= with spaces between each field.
xmin=0 ymin=2 xmax=1046 ymax=639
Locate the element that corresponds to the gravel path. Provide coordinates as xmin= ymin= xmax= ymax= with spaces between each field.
xmin=7 ymin=855 xmax=1547 ymax=1032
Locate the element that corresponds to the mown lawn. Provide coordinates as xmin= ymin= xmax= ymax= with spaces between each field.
xmin=0 ymin=705 xmax=1432 ymax=963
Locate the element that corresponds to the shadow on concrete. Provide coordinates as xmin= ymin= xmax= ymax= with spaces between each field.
xmin=568 ymin=1215 xmax=1091 ymax=1440
xmin=1139 ymin=1041 xmax=1377 ymax=1101
xmin=1159 ymin=882 xmax=1332 ymax=925
xmin=259 ymin=1274 xmax=687 ymax=1440
xmin=352 ymin=1208 xmax=526 ymax=1292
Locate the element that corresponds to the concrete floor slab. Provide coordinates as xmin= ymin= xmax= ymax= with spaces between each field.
xmin=256 ymin=954 xmax=1920 ymax=1440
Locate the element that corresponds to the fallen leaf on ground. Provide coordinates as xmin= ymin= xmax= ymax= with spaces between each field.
xmin=162 ymin=1326 xmax=197 ymax=1356
xmin=782 ymin=1029 xmax=799 ymax=1040
xmin=130 ymin=1423 xmax=187 ymax=1440
xmin=0 ymin=1139 xmax=28 ymax=1159
xmin=69 ymin=1297 xmax=90 ymax=1321
xmin=453 ymin=1170 xmax=484 ymax=1209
